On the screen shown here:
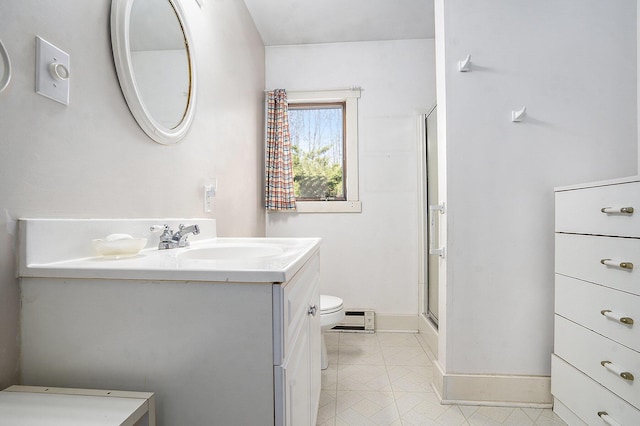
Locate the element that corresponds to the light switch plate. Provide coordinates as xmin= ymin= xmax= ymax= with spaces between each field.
xmin=35 ymin=36 xmax=70 ymax=105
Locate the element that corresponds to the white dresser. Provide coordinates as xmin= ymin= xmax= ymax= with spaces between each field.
xmin=553 ymin=176 xmax=640 ymax=425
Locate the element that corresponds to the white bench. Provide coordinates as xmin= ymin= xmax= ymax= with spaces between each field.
xmin=0 ymin=386 xmax=155 ymax=426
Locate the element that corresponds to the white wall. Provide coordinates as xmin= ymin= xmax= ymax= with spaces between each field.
xmin=265 ymin=40 xmax=436 ymax=319
xmin=0 ymin=0 xmax=265 ymax=388
xmin=437 ymin=0 xmax=638 ymax=377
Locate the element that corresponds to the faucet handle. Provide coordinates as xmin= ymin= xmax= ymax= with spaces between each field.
xmin=151 ymin=225 xmax=174 ymax=244
xmin=152 ymin=225 xmax=176 ymax=250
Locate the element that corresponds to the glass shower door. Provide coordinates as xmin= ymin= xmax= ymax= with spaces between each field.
xmin=425 ymin=106 xmax=439 ymax=325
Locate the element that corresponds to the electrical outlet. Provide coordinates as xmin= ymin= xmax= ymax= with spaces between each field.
xmin=203 ymin=179 xmax=217 ymax=213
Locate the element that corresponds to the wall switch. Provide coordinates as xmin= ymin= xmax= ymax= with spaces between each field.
xmin=35 ymin=36 xmax=70 ymax=105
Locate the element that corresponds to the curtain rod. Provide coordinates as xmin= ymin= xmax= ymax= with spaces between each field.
xmin=263 ymin=87 xmax=363 ymax=93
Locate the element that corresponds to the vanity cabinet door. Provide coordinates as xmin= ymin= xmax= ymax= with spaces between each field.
xmin=273 ymin=255 xmax=320 ymax=365
xmin=289 ymin=287 xmax=321 ymax=426
xmin=279 ymin=328 xmax=311 ymax=426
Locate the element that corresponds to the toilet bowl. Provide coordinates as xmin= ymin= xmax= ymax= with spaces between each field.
xmin=320 ymin=295 xmax=345 ymax=370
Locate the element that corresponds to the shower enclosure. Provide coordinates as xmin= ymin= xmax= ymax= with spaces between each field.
xmin=422 ymin=105 xmax=439 ymax=326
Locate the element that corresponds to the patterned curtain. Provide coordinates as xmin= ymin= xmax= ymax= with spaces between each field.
xmin=265 ymin=89 xmax=296 ymax=210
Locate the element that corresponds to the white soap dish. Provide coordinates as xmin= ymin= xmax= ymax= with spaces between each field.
xmin=91 ymin=234 xmax=147 ymax=258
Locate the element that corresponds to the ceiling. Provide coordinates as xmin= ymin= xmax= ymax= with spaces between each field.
xmin=242 ymin=0 xmax=435 ymax=46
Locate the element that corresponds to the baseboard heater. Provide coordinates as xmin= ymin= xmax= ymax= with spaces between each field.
xmin=331 ymin=309 xmax=375 ymax=333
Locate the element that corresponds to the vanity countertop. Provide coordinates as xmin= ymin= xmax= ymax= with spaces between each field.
xmin=17 ymin=219 xmax=320 ymax=283
xmin=20 ymin=237 xmax=320 ymax=283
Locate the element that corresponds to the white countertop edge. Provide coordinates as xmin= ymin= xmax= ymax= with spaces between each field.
xmin=20 ymin=239 xmax=320 ymax=284
xmin=0 ymin=386 xmax=151 ymax=425
xmin=20 ymin=267 xmax=289 ymax=283
xmin=554 ymin=175 xmax=640 ymax=192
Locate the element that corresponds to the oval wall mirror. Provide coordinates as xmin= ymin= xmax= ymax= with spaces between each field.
xmin=0 ymin=40 xmax=11 ymax=93
xmin=111 ymin=0 xmax=196 ymax=145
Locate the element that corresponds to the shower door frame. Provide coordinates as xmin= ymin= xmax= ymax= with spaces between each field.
xmin=417 ymin=105 xmax=440 ymax=328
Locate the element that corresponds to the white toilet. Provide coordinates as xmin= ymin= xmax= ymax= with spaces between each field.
xmin=319 ymin=294 xmax=345 ymax=370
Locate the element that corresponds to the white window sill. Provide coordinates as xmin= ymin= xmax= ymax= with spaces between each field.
xmin=269 ymin=201 xmax=362 ymax=213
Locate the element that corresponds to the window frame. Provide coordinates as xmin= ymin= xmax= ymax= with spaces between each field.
xmin=285 ymin=89 xmax=361 ymax=213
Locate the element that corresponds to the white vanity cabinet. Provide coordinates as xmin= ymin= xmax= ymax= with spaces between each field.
xmin=553 ymin=177 xmax=640 ymax=425
xmin=18 ymin=221 xmax=322 ymax=426
xmin=274 ymin=253 xmax=321 ymax=426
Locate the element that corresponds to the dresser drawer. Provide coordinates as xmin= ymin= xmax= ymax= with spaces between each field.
xmin=552 ymin=355 xmax=640 ymax=425
xmin=555 ymin=181 xmax=640 ymax=237
xmin=556 ymin=233 xmax=640 ymax=296
xmin=555 ymin=274 xmax=640 ymax=352
xmin=555 ymin=315 xmax=640 ymax=407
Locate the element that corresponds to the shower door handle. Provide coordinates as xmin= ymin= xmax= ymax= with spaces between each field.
xmin=428 ymin=203 xmax=445 ymax=258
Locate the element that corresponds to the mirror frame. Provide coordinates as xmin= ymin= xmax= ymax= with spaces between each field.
xmin=0 ymin=40 xmax=11 ymax=93
xmin=111 ymin=0 xmax=196 ymax=145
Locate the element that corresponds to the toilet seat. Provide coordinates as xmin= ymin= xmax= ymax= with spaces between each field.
xmin=320 ymin=295 xmax=343 ymax=315
xmin=320 ymin=295 xmax=345 ymax=330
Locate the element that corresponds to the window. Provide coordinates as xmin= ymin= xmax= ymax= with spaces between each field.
xmin=286 ymin=89 xmax=361 ymax=213
xmin=288 ymin=102 xmax=345 ymax=200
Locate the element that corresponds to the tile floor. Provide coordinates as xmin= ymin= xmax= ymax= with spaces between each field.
xmin=317 ymin=331 xmax=567 ymax=426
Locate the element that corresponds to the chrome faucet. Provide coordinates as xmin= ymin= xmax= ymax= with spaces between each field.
xmin=152 ymin=224 xmax=200 ymax=250
xmin=174 ymin=224 xmax=200 ymax=247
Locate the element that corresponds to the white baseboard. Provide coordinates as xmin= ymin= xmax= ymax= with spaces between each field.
xmin=390 ymin=315 xmax=551 ymax=407
xmin=374 ymin=314 xmax=418 ymax=332
xmin=432 ymin=361 xmax=552 ymax=408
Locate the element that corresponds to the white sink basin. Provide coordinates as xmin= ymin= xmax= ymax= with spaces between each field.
xmin=177 ymin=245 xmax=284 ymax=260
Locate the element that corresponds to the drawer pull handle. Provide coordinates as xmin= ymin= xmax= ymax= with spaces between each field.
xmin=601 ymin=206 xmax=634 ymax=214
xmin=600 ymin=259 xmax=634 ymax=270
xmin=600 ymin=310 xmax=634 ymax=325
xmin=601 ymin=361 xmax=635 ymax=381
xmin=598 ymin=411 xmax=622 ymax=426
xmin=307 ymin=305 xmax=318 ymax=317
